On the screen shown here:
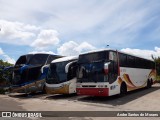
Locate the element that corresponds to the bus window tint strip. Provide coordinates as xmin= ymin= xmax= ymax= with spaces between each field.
xmin=119 ymin=53 xmax=155 ymax=69
xmin=78 ymin=51 xmax=109 ymax=63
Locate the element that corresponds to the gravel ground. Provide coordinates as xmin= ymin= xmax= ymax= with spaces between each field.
xmin=0 ymin=84 xmax=160 ymax=120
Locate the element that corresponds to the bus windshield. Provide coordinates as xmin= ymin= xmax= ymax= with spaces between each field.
xmin=15 ymin=54 xmax=33 ymax=66
xmin=77 ymin=51 xmax=109 ymax=83
xmin=77 ymin=62 xmax=105 ymax=82
xmin=28 ymin=54 xmax=49 ymax=65
xmin=46 ymin=61 xmax=70 ymax=84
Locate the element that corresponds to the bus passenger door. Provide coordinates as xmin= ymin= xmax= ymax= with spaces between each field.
xmin=67 ymin=61 xmax=78 ymax=93
xmin=108 ymin=51 xmax=119 ymax=95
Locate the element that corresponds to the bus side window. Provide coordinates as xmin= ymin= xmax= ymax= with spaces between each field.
xmin=15 ymin=56 xmax=27 ymax=66
xmin=119 ymin=53 xmax=127 ymax=67
xmin=46 ymin=55 xmax=53 ymax=64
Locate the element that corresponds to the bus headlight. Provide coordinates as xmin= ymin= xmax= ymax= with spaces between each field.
xmin=76 ymin=84 xmax=81 ymax=88
xmin=98 ymin=85 xmax=107 ymax=88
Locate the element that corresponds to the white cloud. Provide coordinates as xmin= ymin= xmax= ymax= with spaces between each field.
xmin=0 ymin=48 xmax=4 ymax=55
xmin=30 ymin=29 xmax=59 ymax=50
xmin=0 ymin=19 xmax=39 ymax=45
xmin=0 ymin=47 xmax=15 ymax=64
xmin=57 ymin=41 xmax=96 ymax=56
xmin=3 ymin=55 xmax=15 ymax=64
xmin=75 ymin=42 xmax=96 ymax=53
xmin=0 ymin=19 xmax=60 ymax=50
xmin=121 ymin=47 xmax=160 ymax=60
xmin=57 ymin=41 xmax=78 ymax=56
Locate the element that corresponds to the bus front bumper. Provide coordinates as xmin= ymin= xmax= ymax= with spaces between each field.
xmin=45 ymin=85 xmax=69 ymax=94
xmin=10 ymin=86 xmax=27 ymax=93
xmin=76 ymin=88 xmax=109 ymax=96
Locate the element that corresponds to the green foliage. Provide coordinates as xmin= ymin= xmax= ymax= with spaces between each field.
xmin=0 ymin=59 xmax=13 ymax=66
xmin=156 ymin=76 xmax=160 ymax=83
xmin=152 ymin=56 xmax=160 ymax=82
xmin=154 ymin=57 xmax=160 ymax=76
xmin=0 ymin=59 xmax=13 ymax=87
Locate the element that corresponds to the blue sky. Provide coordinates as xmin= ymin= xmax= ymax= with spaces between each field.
xmin=0 ymin=0 xmax=160 ymax=64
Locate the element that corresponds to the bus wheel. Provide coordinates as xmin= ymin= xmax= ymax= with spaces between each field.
xmin=42 ymin=85 xmax=46 ymax=94
xmin=150 ymin=79 xmax=153 ymax=86
xmin=120 ymin=82 xmax=127 ymax=96
xmin=147 ymin=79 xmax=151 ymax=88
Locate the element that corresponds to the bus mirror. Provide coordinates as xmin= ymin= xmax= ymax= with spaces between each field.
xmin=65 ymin=62 xmax=73 ymax=73
xmin=65 ymin=61 xmax=77 ymax=73
xmin=41 ymin=65 xmax=49 ymax=73
xmin=104 ymin=62 xmax=110 ymax=75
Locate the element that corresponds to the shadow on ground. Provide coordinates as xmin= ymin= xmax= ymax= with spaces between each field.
xmin=8 ymin=92 xmax=47 ymax=99
xmin=8 ymin=84 xmax=160 ymax=106
xmin=46 ymin=84 xmax=160 ymax=106
xmin=46 ymin=93 xmax=78 ymax=100
xmin=77 ymin=85 xmax=160 ymax=106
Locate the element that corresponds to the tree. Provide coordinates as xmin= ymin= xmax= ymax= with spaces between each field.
xmin=0 ymin=59 xmax=13 ymax=86
xmin=152 ymin=56 xmax=160 ymax=81
xmin=155 ymin=57 xmax=160 ymax=76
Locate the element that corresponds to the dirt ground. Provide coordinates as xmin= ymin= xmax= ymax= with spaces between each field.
xmin=0 ymin=84 xmax=160 ymax=120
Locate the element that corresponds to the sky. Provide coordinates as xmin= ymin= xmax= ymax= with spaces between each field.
xmin=0 ymin=0 xmax=160 ymax=64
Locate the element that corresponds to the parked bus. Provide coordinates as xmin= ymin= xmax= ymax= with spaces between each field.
xmin=10 ymin=53 xmax=62 ymax=93
xmin=76 ymin=49 xmax=156 ymax=96
xmin=45 ymin=56 xmax=78 ymax=94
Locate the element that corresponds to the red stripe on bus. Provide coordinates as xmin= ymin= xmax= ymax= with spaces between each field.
xmin=76 ymin=88 xmax=109 ymax=96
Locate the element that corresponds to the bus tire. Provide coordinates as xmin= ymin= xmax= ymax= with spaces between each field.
xmin=42 ymin=85 xmax=46 ymax=94
xmin=120 ymin=82 xmax=127 ymax=96
xmin=147 ymin=79 xmax=152 ymax=88
xmin=150 ymin=79 xmax=153 ymax=86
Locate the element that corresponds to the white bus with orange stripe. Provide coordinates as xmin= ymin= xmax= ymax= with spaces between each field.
xmin=45 ymin=56 xmax=78 ymax=94
xmin=76 ymin=49 xmax=156 ymax=96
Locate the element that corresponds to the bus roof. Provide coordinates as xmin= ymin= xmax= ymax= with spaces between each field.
xmin=51 ymin=56 xmax=78 ymax=63
xmin=20 ymin=53 xmax=61 ymax=56
xmin=79 ymin=48 xmax=154 ymax=62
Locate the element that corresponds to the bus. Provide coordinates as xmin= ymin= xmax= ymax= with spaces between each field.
xmin=76 ymin=49 xmax=156 ymax=96
xmin=10 ymin=53 xmax=62 ymax=94
xmin=45 ymin=56 xmax=78 ymax=94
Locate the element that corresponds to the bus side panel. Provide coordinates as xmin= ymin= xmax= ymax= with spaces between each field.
xmin=108 ymin=80 xmax=121 ymax=96
xmin=10 ymin=79 xmax=45 ymax=93
xmin=68 ymin=78 xmax=77 ymax=94
xmin=119 ymin=67 xmax=154 ymax=91
xmin=11 ymin=65 xmax=47 ymax=93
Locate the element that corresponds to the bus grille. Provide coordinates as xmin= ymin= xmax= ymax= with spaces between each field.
xmin=82 ymin=85 xmax=96 ymax=88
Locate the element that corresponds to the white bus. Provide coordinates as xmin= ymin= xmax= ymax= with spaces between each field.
xmin=76 ymin=49 xmax=156 ymax=96
xmin=45 ymin=56 xmax=78 ymax=94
